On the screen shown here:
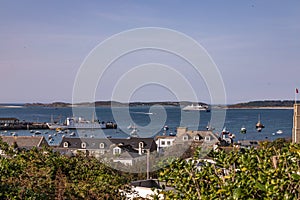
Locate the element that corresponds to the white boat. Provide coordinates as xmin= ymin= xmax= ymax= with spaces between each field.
xmin=11 ymin=132 xmax=17 ymax=136
xmin=70 ymin=132 xmax=76 ymax=136
xmin=34 ymin=131 xmax=41 ymax=135
xmin=256 ymin=114 xmax=265 ymax=132
xmin=182 ymin=104 xmax=210 ymax=112
xmin=206 ymin=121 xmax=215 ymax=131
xmin=276 ymin=130 xmax=283 ymax=134
xmin=130 ymin=127 xmax=139 ymax=138
xmin=47 ymin=116 xmax=115 ymax=130
xmin=257 ymin=127 xmax=263 ymax=132
xmin=46 ymin=123 xmax=67 ymax=130
xmin=222 ymin=127 xmax=229 ymax=135
xmin=127 ymin=123 xmax=136 ymax=130
xmin=240 ymin=126 xmax=247 ymax=134
xmin=66 ymin=117 xmax=108 ymax=129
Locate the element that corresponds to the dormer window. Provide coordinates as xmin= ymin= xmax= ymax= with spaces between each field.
xmin=81 ymin=142 xmax=86 ymax=149
xmin=99 ymin=143 xmax=105 ymax=149
xmin=113 ymin=147 xmax=121 ymax=155
xmin=194 ymin=134 xmax=202 ymax=141
xmin=205 ymin=136 xmax=211 ymax=141
xmin=63 ymin=142 xmax=69 ymax=148
xmin=139 ymin=142 xmax=144 ymax=148
xmin=183 ymin=135 xmax=189 ymax=141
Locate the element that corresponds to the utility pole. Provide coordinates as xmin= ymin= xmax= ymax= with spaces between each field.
xmin=146 ymin=149 xmax=150 ymax=179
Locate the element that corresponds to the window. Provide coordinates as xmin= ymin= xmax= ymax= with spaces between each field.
xmin=99 ymin=149 xmax=105 ymax=155
xmin=161 ymin=141 xmax=166 ymax=145
xmin=139 ymin=142 xmax=144 ymax=148
xmin=205 ymin=136 xmax=211 ymax=141
xmin=63 ymin=142 xmax=69 ymax=148
xmin=194 ymin=135 xmax=201 ymax=141
xmin=99 ymin=143 xmax=105 ymax=149
xmin=167 ymin=141 xmax=171 ymax=145
xmin=81 ymin=142 xmax=86 ymax=149
xmin=113 ymin=147 xmax=121 ymax=155
xmin=183 ymin=135 xmax=189 ymax=141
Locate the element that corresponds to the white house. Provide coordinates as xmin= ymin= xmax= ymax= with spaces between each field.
xmin=155 ymin=136 xmax=176 ymax=153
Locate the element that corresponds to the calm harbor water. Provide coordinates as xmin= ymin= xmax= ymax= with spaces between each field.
xmin=0 ymin=106 xmax=293 ymax=145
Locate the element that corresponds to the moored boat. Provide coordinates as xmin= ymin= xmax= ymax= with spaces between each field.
xmin=182 ymin=104 xmax=210 ymax=112
xmin=47 ymin=116 xmax=117 ymax=130
xmin=256 ymin=114 xmax=265 ymax=132
xmin=240 ymin=126 xmax=247 ymax=134
xmin=206 ymin=121 xmax=215 ymax=131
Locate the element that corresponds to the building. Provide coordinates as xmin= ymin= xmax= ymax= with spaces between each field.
xmin=110 ymin=138 xmax=156 ymax=166
xmin=154 ymin=127 xmax=219 ymax=158
xmin=155 ymin=136 xmax=176 ymax=153
xmin=58 ymin=137 xmax=111 ymax=157
xmin=0 ymin=118 xmax=19 ymax=125
xmin=175 ymin=127 xmax=218 ymax=146
xmin=58 ymin=137 xmax=157 ymax=166
xmin=293 ymin=104 xmax=300 ymax=143
xmin=110 ymin=137 xmax=157 ymax=154
xmin=112 ymin=150 xmax=142 ymax=166
xmin=0 ymin=136 xmax=49 ymax=150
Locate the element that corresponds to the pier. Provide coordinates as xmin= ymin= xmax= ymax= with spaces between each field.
xmin=0 ymin=117 xmax=117 ymax=130
xmin=0 ymin=122 xmax=48 ymax=130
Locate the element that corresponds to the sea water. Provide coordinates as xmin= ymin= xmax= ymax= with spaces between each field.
xmin=0 ymin=106 xmax=293 ymax=145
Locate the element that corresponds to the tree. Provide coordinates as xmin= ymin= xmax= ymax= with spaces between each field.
xmin=158 ymin=142 xmax=300 ymax=199
xmin=0 ymin=140 xmax=131 ymax=199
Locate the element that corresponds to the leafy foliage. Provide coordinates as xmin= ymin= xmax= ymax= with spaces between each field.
xmin=2 ymin=137 xmax=300 ymax=199
xmin=0 ymin=139 xmax=130 ymax=200
xmin=159 ymin=142 xmax=300 ymax=199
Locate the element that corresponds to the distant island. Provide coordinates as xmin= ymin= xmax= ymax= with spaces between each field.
xmin=227 ymin=100 xmax=297 ymax=109
xmin=23 ymin=101 xmax=206 ymax=108
xmin=21 ymin=100 xmax=298 ymax=109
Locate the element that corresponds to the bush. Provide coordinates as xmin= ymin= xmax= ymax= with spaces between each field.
xmin=159 ymin=142 xmax=300 ymax=199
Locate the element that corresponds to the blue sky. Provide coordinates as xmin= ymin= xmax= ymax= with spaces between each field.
xmin=0 ymin=0 xmax=299 ymax=104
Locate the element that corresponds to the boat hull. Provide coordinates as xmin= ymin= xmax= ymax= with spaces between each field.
xmin=46 ymin=123 xmax=117 ymax=130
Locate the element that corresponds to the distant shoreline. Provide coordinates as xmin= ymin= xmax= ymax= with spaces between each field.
xmin=0 ymin=105 xmax=24 ymax=108
xmin=0 ymin=101 xmax=294 ymax=110
xmin=224 ymin=106 xmax=293 ymax=110
xmin=0 ymin=100 xmax=297 ymax=109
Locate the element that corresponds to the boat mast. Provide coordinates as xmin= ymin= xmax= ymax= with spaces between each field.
xmin=92 ymin=111 xmax=96 ymax=122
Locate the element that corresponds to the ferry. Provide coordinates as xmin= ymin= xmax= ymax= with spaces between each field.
xmin=182 ymin=104 xmax=210 ymax=112
xmin=46 ymin=117 xmax=117 ymax=130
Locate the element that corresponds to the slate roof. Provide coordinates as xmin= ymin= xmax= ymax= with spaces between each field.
xmin=110 ymin=137 xmax=157 ymax=152
xmin=155 ymin=135 xmax=176 ymax=139
xmin=59 ymin=137 xmax=112 ymax=149
xmin=0 ymin=136 xmax=49 ymax=148
xmin=59 ymin=137 xmax=157 ymax=152
xmin=115 ymin=150 xmax=141 ymax=159
xmin=176 ymin=128 xmax=218 ymax=141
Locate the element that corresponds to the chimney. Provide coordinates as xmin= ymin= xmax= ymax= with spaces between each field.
xmin=293 ymin=104 xmax=300 ymax=143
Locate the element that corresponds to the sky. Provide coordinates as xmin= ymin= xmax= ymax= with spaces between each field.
xmin=0 ymin=0 xmax=299 ymax=104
